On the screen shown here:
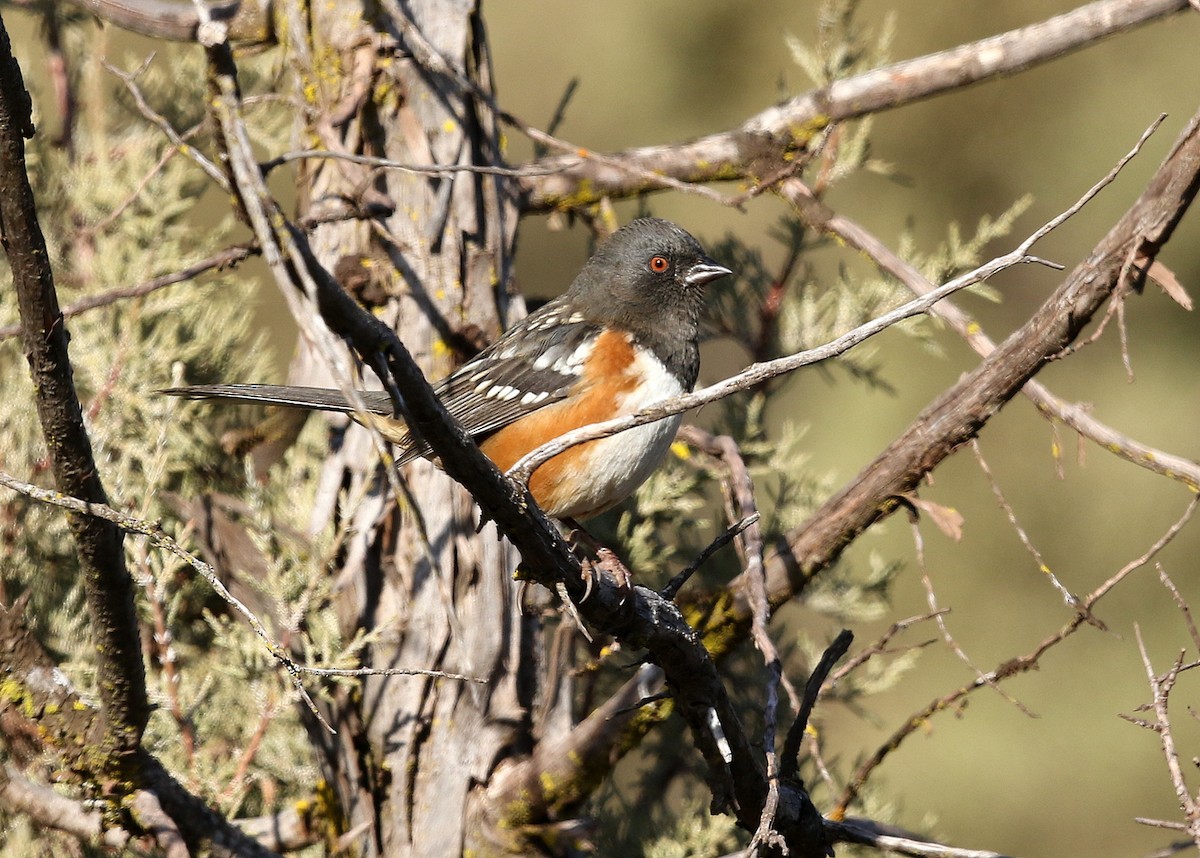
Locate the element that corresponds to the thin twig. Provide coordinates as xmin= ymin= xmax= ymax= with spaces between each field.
xmin=0 ymin=206 xmax=365 ymax=342
xmin=103 ymin=56 xmax=229 ymax=191
xmin=678 ymin=429 xmax=787 ymax=856
xmin=832 ymin=495 xmax=1200 ymax=817
xmin=1158 ymin=564 xmax=1200 ymax=653
xmin=971 ymin=439 xmax=1078 ymax=607
xmin=824 ymin=818 xmax=1015 ymax=858
xmin=909 ymin=506 xmax=1035 ymax=717
xmin=660 ymin=512 xmax=759 ymax=601
xmin=828 ymin=610 xmax=944 ymax=687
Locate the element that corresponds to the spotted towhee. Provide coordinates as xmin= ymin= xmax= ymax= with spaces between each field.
xmin=166 ymin=218 xmax=732 ymax=520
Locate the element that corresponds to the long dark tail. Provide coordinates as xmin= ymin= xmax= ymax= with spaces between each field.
xmin=161 ymin=383 xmax=394 ymax=416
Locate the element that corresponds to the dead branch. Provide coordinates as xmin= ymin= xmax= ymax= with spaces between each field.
xmin=0 ymin=763 xmax=128 ymax=849
xmin=834 ymin=496 xmax=1198 ymax=817
xmin=518 ymin=0 xmax=1190 ymax=210
xmin=1123 ymin=569 xmax=1200 ymax=847
xmin=0 ymin=11 xmax=148 ymax=756
xmin=750 ymin=104 xmax=1200 ymax=617
xmin=824 ymin=817 xmax=1015 ymax=858
xmin=62 ymin=0 xmax=267 ymax=43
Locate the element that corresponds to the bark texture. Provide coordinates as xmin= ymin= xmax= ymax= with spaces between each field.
xmin=287 ymin=4 xmax=544 ymax=855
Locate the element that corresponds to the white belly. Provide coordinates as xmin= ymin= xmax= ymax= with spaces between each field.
xmin=553 ymin=348 xmax=686 ymax=520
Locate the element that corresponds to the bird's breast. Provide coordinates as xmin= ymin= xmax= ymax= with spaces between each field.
xmin=480 ymin=332 xmax=688 ymax=520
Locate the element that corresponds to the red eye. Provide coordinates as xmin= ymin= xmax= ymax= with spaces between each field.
xmin=649 ymin=255 xmax=670 ymax=273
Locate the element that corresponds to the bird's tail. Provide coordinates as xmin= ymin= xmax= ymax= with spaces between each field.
xmin=164 ymin=384 xmax=426 ymax=458
xmin=162 ymin=383 xmax=393 ymax=415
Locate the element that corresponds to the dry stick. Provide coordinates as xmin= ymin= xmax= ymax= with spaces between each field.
xmin=660 ymin=512 xmax=759 ymax=600
xmin=969 ymin=440 xmax=1079 ymax=610
xmin=831 ymin=495 xmax=1200 ymax=818
xmin=823 ymin=818 xmax=1015 ymax=858
xmin=1126 ymin=567 xmax=1200 ymax=845
xmin=1157 ymin=564 xmax=1200 ymax=653
xmin=0 ymin=470 xmax=487 ymax=694
xmin=1129 ymin=622 xmax=1200 ymax=848
xmin=909 ymin=508 xmax=1034 ymax=718
xmin=827 ymin=610 xmax=943 ymax=688
xmin=138 ymin=544 xmax=197 ymax=770
xmin=517 ymin=0 xmax=1191 ymax=209
xmin=780 ymin=121 xmax=1200 ymax=493
xmin=678 ymin=427 xmax=791 ymax=854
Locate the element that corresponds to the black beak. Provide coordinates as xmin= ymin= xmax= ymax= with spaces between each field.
xmin=683 ymin=257 xmax=734 ymax=287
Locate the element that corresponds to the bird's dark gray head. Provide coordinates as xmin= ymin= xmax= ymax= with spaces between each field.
xmin=567 ymin=219 xmax=732 ymax=380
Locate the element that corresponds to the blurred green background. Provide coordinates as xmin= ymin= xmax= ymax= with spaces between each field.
xmin=7 ymin=1 xmax=1200 ymax=855
xmin=485 ymin=2 xmax=1200 ymax=856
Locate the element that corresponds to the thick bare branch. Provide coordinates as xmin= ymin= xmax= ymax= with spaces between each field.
xmin=518 ymin=0 xmax=1190 ymax=210
xmin=0 ymin=11 xmax=148 ymax=757
xmin=62 ymin=0 xmax=268 ymax=43
xmin=0 ymin=764 xmax=128 ymax=849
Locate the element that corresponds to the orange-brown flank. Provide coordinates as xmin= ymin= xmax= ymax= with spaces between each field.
xmin=480 ymin=328 xmax=639 ymax=518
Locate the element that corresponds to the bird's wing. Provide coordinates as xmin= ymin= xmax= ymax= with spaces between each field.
xmin=164 ymin=300 xmax=602 ymax=464
xmin=432 ymin=301 xmax=599 ymax=441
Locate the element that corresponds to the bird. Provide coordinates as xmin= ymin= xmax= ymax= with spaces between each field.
xmin=165 ymin=217 xmax=732 ymax=521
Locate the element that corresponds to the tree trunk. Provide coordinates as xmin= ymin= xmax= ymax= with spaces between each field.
xmin=287 ymin=3 xmax=549 ymax=855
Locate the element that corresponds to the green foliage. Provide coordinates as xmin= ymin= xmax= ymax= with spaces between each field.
xmin=643 ymin=801 xmax=741 ymax=858
xmin=789 ymin=0 xmax=895 ymax=88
